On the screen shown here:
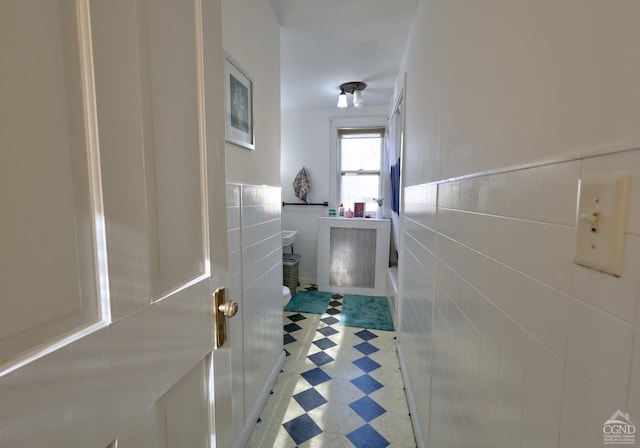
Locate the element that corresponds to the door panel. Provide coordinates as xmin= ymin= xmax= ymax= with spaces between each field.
xmin=144 ymin=0 xmax=206 ymax=298
xmin=89 ymin=0 xmax=154 ymax=320
xmin=92 ymin=0 xmax=207 ymax=305
xmin=163 ymin=360 xmax=210 ymax=448
xmin=118 ymin=359 xmax=211 ymax=448
xmin=0 ymin=283 xmax=212 ymax=447
xmin=115 ymin=406 xmax=164 ymax=448
xmin=0 ymin=0 xmax=100 ymax=364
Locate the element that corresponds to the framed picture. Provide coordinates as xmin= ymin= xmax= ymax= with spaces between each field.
xmin=224 ymin=55 xmax=254 ymax=150
xmin=354 ymin=202 xmax=365 ymax=218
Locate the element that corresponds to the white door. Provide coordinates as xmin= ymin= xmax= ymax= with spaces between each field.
xmin=0 ymin=0 xmax=232 ymax=446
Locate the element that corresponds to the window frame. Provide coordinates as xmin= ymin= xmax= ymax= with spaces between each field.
xmin=337 ymin=128 xmax=385 ymax=212
xmin=329 ymin=116 xmax=387 ymax=211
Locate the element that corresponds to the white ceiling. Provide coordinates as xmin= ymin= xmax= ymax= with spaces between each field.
xmin=270 ymin=0 xmax=419 ymax=110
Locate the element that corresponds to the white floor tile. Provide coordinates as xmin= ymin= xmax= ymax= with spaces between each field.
xmin=248 ymin=291 xmax=416 ymax=448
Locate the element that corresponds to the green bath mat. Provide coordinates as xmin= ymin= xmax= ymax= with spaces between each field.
xmin=340 ymin=294 xmax=394 ymax=331
xmin=284 ymin=290 xmax=332 ymax=314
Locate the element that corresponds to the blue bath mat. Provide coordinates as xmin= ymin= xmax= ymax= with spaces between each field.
xmin=340 ymin=294 xmax=394 ymax=331
xmin=284 ymin=290 xmax=332 ymax=314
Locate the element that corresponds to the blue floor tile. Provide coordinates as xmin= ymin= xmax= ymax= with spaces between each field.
xmin=247 ymin=283 xmax=417 ymax=448
xmin=321 ymin=316 xmax=339 ymax=325
xmin=354 ymin=329 xmax=378 ymax=341
xmin=347 ymin=424 xmax=389 ymax=448
xmin=313 ymin=337 xmax=337 ymax=350
xmin=293 ymin=388 xmax=328 ymax=412
xmin=308 ymin=351 xmax=334 ymax=366
xmin=301 ymin=367 xmax=331 ymax=386
xmin=287 ymin=313 xmax=307 ymax=322
xmin=317 ymin=326 xmax=339 ymax=337
xmin=354 ymin=341 xmax=379 ymax=356
xmin=353 ymin=356 xmax=381 ymax=373
xmin=351 ymin=374 xmax=383 ymax=394
xmin=326 ymin=308 xmax=341 ymax=315
xmin=284 ymin=322 xmax=302 ymax=333
xmin=283 ymin=414 xmax=322 ymax=445
xmin=349 ymin=396 xmax=386 ymax=422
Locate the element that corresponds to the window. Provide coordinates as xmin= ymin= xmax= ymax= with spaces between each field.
xmin=338 ymin=128 xmax=385 ymax=213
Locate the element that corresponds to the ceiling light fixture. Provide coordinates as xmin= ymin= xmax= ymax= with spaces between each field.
xmin=337 ymin=81 xmax=367 ymax=108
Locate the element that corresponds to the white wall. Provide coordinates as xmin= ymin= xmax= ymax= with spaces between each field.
xmin=397 ymin=1 xmax=640 ymax=447
xmin=221 ymin=3 xmax=284 ymax=445
xmin=226 ymin=185 xmax=244 ymax=441
xmin=226 ymin=184 xmax=283 ymax=447
xmin=222 ymin=0 xmax=281 ymax=186
xmin=400 ymin=0 xmax=640 ymax=186
xmin=281 ymin=105 xmax=388 ymax=283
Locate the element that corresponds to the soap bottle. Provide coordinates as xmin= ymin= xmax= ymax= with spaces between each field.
xmin=345 ymin=208 xmax=354 ymax=218
xmin=338 ymin=203 xmax=344 ymax=216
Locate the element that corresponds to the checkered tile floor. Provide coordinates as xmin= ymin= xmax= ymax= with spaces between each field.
xmin=247 ymin=286 xmax=417 ymax=447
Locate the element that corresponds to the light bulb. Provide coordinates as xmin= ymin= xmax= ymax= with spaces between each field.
xmin=353 ymin=90 xmax=363 ymax=108
xmin=337 ymin=92 xmax=348 ymax=108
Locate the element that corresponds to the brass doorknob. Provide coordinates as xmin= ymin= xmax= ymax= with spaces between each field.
xmin=213 ymin=288 xmax=237 ymax=348
xmin=218 ymin=301 xmax=238 ymax=318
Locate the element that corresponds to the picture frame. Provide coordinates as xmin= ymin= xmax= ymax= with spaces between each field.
xmin=354 ymin=202 xmax=365 ymax=218
xmin=224 ymin=55 xmax=254 ymax=150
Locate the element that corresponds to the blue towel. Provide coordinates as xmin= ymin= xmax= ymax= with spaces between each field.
xmin=390 ymin=158 xmax=400 ymax=213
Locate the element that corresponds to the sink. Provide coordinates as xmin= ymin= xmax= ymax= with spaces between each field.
xmin=282 ymin=230 xmax=298 ymax=247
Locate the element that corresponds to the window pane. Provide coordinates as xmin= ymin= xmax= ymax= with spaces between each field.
xmin=340 ymin=137 xmax=381 ymax=171
xmin=341 ymin=174 xmax=379 ymax=213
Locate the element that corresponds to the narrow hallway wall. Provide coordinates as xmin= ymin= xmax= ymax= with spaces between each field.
xmin=222 ymin=0 xmax=281 ymax=186
xmin=226 ymin=184 xmax=283 ymax=446
xmin=396 ymin=1 xmax=640 ymax=447
xmin=221 ymin=3 xmax=284 ymax=445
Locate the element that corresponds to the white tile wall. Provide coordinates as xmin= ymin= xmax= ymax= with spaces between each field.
xmin=487 ymin=172 xmax=509 ymax=216
xmin=226 ymin=185 xmax=244 ymax=440
xmin=399 ymin=149 xmax=640 ymax=447
xmin=507 ymin=166 xmax=538 ymax=221
xmin=559 ymin=367 xmax=619 ymax=448
xmin=226 ymin=184 xmax=282 ymax=444
xmin=521 ymin=339 xmax=564 ymax=447
xmin=566 ymin=298 xmax=634 ymax=405
xmin=241 ymin=185 xmax=283 ymax=422
xmin=537 ymin=161 xmax=580 ymax=226
xmin=572 ymin=235 xmax=640 ymax=324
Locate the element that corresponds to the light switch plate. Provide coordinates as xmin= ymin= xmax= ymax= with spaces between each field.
xmin=575 ymin=173 xmax=630 ymax=277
